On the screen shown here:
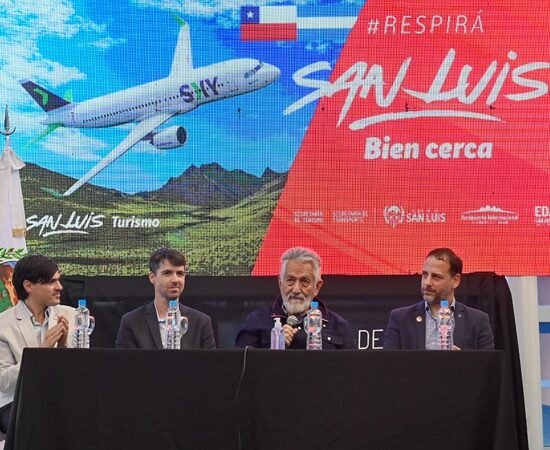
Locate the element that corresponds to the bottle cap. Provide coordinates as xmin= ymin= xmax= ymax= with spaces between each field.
xmin=274 ymin=317 xmax=282 ymax=327
xmin=310 ymin=301 xmax=319 ymax=309
xmin=440 ymin=300 xmax=449 ymax=308
xmin=169 ymin=300 xmax=178 ymax=308
xmin=78 ymin=299 xmax=86 ymax=308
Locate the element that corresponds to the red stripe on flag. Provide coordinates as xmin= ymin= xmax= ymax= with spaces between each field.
xmin=241 ymin=23 xmax=297 ymax=41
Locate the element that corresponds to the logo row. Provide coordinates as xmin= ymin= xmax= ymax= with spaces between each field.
xmin=292 ymin=206 xmax=550 ymax=227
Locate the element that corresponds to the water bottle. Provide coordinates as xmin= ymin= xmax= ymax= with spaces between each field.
xmin=73 ymin=299 xmax=95 ymax=348
xmin=165 ymin=300 xmax=181 ymax=349
xmin=270 ymin=317 xmax=285 ymax=350
xmin=437 ymin=300 xmax=454 ymax=350
xmin=305 ymin=301 xmax=323 ymax=350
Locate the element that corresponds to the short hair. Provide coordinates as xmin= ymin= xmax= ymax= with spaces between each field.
xmin=426 ymin=248 xmax=463 ymax=276
xmin=280 ymin=247 xmax=322 ymax=282
xmin=12 ymin=255 xmax=59 ymax=301
xmin=149 ymin=248 xmax=187 ymax=273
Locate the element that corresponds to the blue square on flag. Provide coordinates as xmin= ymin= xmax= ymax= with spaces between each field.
xmin=241 ymin=6 xmax=260 ymax=24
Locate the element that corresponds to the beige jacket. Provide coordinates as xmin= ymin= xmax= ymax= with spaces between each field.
xmin=0 ymin=301 xmax=75 ymax=407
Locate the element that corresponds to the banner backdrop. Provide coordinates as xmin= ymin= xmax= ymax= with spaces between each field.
xmin=0 ymin=0 xmax=548 ymax=276
xmin=254 ymin=0 xmax=550 ymax=275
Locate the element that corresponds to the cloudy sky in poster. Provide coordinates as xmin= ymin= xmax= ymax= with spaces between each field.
xmin=0 ymin=0 xmax=361 ymax=193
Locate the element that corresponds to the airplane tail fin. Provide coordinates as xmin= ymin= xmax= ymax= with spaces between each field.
xmin=168 ymin=16 xmax=193 ymax=78
xmin=20 ymin=80 xmax=71 ymax=112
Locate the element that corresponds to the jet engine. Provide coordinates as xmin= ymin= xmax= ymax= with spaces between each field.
xmin=148 ymin=126 xmax=187 ymax=149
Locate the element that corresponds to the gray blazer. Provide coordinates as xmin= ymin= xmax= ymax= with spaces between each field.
xmin=383 ymin=300 xmax=495 ymax=350
xmin=0 ymin=301 xmax=75 ymax=407
xmin=115 ymin=301 xmax=216 ymax=349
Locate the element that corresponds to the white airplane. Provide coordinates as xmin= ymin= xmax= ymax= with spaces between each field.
xmin=21 ymin=20 xmax=280 ymax=196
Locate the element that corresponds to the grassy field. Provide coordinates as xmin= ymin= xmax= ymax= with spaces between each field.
xmin=21 ymin=164 xmax=285 ymax=275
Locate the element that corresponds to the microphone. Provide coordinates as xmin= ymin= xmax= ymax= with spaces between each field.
xmin=286 ymin=315 xmax=300 ymax=328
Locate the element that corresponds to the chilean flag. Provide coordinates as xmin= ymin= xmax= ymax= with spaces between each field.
xmin=241 ymin=5 xmax=297 ymax=41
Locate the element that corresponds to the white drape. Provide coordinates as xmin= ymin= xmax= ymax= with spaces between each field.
xmin=0 ymin=138 xmax=27 ymax=260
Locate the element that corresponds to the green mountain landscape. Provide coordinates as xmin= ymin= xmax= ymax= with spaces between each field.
xmin=21 ymin=163 xmax=287 ymax=275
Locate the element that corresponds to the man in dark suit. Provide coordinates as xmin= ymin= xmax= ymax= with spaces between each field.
xmin=116 ymin=248 xmax=215 ymax=349
xmin=383 ymin=248 xmax=494 ymax=350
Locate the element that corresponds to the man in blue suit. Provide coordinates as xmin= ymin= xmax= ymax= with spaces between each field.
xmin=383 ymin=248 xmax=494 ymax=350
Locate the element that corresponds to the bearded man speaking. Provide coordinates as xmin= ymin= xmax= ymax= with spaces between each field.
xmin=235 ymin=247 xmax=355 ymax=349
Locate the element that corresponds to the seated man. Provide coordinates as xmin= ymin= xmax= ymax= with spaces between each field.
xmin=0 ymin=255 xmax=75 ymax=433
xmin=383 ymin=247 xmax=494 ymax=350
xmin=116 ymin=248 xmax=215 ymax=349
xmin=236 ymin=247 xmax=355 ymax=349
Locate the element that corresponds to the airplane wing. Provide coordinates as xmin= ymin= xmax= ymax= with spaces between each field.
xmin=169 ymin=18 xmax=193 ymax=77
xmin=62 ymin=112 xmax=175 ymax=196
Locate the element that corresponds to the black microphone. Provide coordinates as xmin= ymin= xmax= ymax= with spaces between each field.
xmin=286 ymin=315 xmax=300 ymax=328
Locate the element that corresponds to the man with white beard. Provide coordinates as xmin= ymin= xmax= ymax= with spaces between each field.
xmin=235 ymin=247 xmax=355 ymax=349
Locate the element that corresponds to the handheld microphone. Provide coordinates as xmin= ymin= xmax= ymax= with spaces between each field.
xmin=286 ymin=315 xmax=300 ymax=328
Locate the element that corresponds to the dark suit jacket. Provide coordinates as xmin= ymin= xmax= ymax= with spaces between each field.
xmin=383 ymin=300 xmax=494 ymax=350
xmin=115 ymin=301 xmax=216 ymax=349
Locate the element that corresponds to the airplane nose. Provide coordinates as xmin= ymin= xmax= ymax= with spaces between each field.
xmin=267 ymin=64 xmax=281 ymax=81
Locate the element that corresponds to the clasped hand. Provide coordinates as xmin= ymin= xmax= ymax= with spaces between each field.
xmin=41 ymin=315 xmax=69 ymax=348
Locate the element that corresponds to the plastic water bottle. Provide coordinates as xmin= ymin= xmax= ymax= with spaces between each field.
xmin=305 ymin=301 xmax=323 ymax=350
xmin=165 ymin=300 xmax=181 ymax=349
xmin=270 ymin=317 xmax=285 ymax=350
xmin=73 ymin=299 xmax=95 ymax=348
xmin=437 ymin=300 xmax=454 ymax=350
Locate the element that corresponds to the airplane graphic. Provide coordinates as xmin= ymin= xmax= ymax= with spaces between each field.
xmin=21 ymin=19 xmax=280 ymax=196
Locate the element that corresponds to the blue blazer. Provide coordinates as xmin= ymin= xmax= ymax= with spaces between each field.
xmin=383 ymin=300 xmax=494 ymax=350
